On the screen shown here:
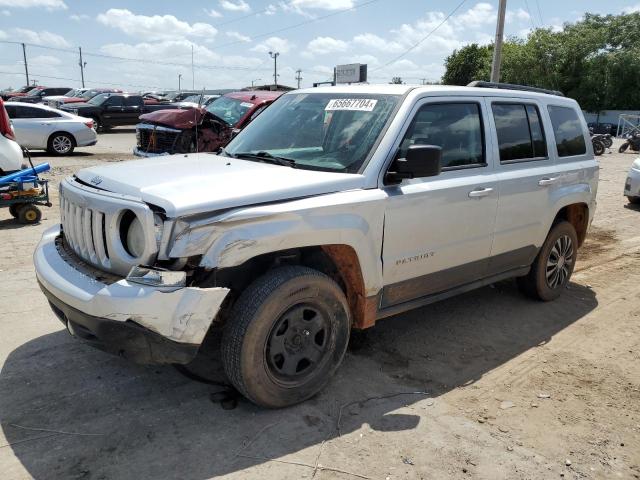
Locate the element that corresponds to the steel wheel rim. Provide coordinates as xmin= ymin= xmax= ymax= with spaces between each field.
xmin=265 ymin=303 xmax=331 ymax=384
xmin=53 ymin=135 xmax=72 ymax=153
xmin=546 ymin=234 xmax=574 ymax=289
xmin=24 ymin=209 xmax=37 ymax=221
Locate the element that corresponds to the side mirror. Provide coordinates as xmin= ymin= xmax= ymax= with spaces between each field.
xmin=385 ymin=144 xmax=442 ymax=184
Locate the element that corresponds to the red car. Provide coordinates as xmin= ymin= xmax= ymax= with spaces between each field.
xmin=134 ymin=90 xmax=283 ymax=156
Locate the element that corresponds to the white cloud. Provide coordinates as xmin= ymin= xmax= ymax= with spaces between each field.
xmin=353 ymin=33 xmax=403 ymax=53
xmin=96 ymin=9 xmax=217 ymax=41
xmin=506 ymin=8 xmax=530 ymax=22
xmin=623 ymin=4 xmax=640 ymax=13
xmin=204 ymin=8 xmax=223 ymax=18
xmin=0 ymin=30 xmax=7 ymax=40
xmin=30 ymin=55 xmax=62 ymax=66
xmin=70 ymin=13 xmax=89 ymax=21
xmin=264 ymin=4 xmax=277 ymax=15
xmin=1 ymin=9 xmax=10 ymax=16
xmin=287 ymin=0 xmax=353 ymax=10
xmin=251 ymin=36 xmax=292 ymax=54
xmin=219 ymin=0 xmax=251 ymax=12
xmin=454 ymin=2 xmax=496 ymax=26
xmin=226 ymin=31 xmax=251 ymax=43
xmin=0 ymin=0 xmax=67 ymax=10
xmin=304 ymin=36 xmax=349 ymax=57
xmin=11 ymin=28 xmax=70 ymax=48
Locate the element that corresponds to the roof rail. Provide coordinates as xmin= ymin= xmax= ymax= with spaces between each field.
xmin=467 ymin=80 xmax=564 ymax=97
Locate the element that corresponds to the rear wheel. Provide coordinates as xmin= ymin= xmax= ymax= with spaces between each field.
xmin=619 ymin=142 xmax=629 ymax=153
xmin=17 ymin=204 xmax=41 ymax=224
xmin=47 ymin=133 xmax=75 ymax=155
xmin=221 ymin=266 xmax=351 ymax=408
xmin=517 ymin=221 xmax=578 ymax=301
xmin=592 ymin=140 xmax=604 ymax=156
xmin=9 ymin=203 xmax=24 ymax=218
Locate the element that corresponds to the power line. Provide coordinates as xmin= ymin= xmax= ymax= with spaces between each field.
xmin=534 ymin=0 xmax=544 ymax=25
xmin=523 ymin=0 xmax=538 ymax=30
xmin=373 ymin=0 xmax=468 ymax=70
xmin=0 ymin=69 xmax=163 ymax=90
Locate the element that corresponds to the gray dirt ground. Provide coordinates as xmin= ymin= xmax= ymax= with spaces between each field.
xmin=0 ymin=132 xmax=639 ymax=480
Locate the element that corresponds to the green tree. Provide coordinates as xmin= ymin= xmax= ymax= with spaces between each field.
xmin=442 ymin=43 xmax=492 ymax=85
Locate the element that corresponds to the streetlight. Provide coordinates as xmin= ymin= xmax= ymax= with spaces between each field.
xmin=178 ymin=74 xmax=182 ymax=91
xmin=251 ymin=78 xmax=261 ymax=88
xmin=268 ymin=51 xmax=279 ymax=89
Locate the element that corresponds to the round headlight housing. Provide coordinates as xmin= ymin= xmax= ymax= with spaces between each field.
xmin=120 ymin=210 xmax=146 ymax=258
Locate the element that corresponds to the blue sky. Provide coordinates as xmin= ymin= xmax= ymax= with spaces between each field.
xmin=0 ymin=0 xmax=638 ymax=91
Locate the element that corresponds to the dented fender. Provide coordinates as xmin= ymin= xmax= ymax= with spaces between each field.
xmin=168 ymin=189 xmax=387 ymax=297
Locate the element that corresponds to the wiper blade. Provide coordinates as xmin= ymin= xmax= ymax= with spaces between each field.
xmin=232 ymin=151 xmax=296 ymax=168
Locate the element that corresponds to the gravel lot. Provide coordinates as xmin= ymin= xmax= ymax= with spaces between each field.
xmin=0 ymin=132 xmax=639 ymax=480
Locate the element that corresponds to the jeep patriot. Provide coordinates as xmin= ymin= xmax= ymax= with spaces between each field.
xmin=34 ymin=82 xmax=598 ymax=407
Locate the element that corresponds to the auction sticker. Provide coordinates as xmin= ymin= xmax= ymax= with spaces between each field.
xmin=325 ymin=98 xmax=378 ymax=111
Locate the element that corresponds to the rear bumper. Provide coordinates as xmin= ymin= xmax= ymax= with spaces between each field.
xmin=41 ymin=282 xmax=199 ymax=364
xmin=34 ymin=225 xmax=230 ymax=364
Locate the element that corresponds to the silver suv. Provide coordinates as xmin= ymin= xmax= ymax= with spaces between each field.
xmin=34 ymin=82 xmax=598 ymax=407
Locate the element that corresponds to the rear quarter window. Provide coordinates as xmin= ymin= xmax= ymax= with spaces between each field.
xmin=547 ymin=105 xmax=587 ymax=157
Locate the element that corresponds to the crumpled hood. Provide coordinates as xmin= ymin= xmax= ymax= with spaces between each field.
xmin=139 ymin=107 xmax=206 ymax=129
xmin=75 ymin=154 xmax=364 ymax=217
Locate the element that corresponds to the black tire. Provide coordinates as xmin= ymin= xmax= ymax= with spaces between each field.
xmin=628 ymin=196 xmax=640 ymax=205
xmin=517 ymin=221 xmax=578 ymax=301
xmin=221 ymin=266 xmax=351 ymax=408
xmin=619 ymin=142 xmax=629 ymax=153
xmin=17 ymin=204 xmax=41 ymax=224
xmin=592 ymin=140 xmax=604 ymax=156
xmin=47 ymin=132 xmax=75 ymax=155
xmin=91 ymin=117 xmax=101 ymax=133
xmin=603 ymin=137 xmax=613 ymax=148
xmin=9 ymin=203 xmax=24 ymax=218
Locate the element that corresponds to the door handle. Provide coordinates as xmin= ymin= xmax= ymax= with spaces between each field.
xmin=468 ymin=187 xmax=493 ymax=198
xmin=538 ymin=177 xmax=560 ymax=186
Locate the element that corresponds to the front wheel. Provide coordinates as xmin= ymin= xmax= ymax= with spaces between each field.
xmin=221 ymin=266 xmax=351 ymax=408
xmin=619 ymin=142 xmax=629 ymax=153
xmin=17 ymin=204 xmax=42 ymax=224
xmin=517 ymin=221 xmax=578 ymax=301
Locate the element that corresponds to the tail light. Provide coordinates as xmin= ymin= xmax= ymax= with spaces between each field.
xmin=0 ymin=99 xmax=16 ymax=141
xmin=84 ymin=120 xmax=94 ymax=130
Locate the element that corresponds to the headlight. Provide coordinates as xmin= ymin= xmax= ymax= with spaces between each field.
xmin=120 ymin=210 xmax=146 ymax=258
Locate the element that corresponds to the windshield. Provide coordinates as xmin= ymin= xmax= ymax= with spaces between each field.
xmin=65 ymin=89 xmax=80 ymax=97
xmin=81 ymin=90 xmax=102 ymax=99
xmin=26 ymin=88 xmax=44 ymax=97
xmin=88 ymin=93 xmax=110 ymax=105
xmin=224 ymin=93 xmax=400 ymax=173
xmin=206 ymin=96 xmax=254 ymax=126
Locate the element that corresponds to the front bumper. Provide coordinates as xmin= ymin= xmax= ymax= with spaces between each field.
xmin=34 ymin=225 xmax=230 ymax=364
xmin=133 ymin=147 xmax=170 ymax=157
xmin=624 ymin=165 xmax=640 ymax=198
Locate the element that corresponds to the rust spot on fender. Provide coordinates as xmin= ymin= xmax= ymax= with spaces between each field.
xmin=321 ymin=245 xmax=377 ymax=329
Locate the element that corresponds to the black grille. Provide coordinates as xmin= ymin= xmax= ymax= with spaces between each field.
xmin=137 ymin=127 xmax=182 ymax=154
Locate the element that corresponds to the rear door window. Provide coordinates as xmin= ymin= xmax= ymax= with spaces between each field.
xmin=492 ymin=103 xmax=547 ymax=162
xmin=547 ymin=105 xmax=587 ymax=157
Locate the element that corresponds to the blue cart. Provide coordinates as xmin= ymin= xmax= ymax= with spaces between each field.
xmin=0 ymin=158 xmax=51 ymax=224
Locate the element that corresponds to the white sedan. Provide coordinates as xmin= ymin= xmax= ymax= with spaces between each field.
xmin=4 ymin=102 xmax=97 ymax=155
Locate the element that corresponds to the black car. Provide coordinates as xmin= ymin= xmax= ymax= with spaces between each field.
xmin=61 ymin=93 xmax=179 ymax=132
xmin=9 ymin=87 xmax=72 ymax=103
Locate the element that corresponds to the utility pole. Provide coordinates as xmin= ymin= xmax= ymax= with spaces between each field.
xmin=21 ymin=43 xmax=29 ymax=86
xmin=420 ymin=78 xmax=427 ymax=85
xmin=250 ymin=78 xmax=261 ymax=88
xmin=78 ymin=47 xmax=86 ymax=88
xmin=490 ymin=0 xmax=507 ymax=83
xmin=178 ymin=74 xmax=182 ymax=91
xmin=295 ymin=69 xmax=303 ymax=89
xmin=269 ymin=51 xmax=279 ymax=88
xmin=191 ymin=44 xmax=195 ymax=89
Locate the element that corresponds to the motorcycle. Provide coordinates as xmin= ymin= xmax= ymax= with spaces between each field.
xmin=619 ymin=132 xmax=640 ymax=153
xmin=592 ymin=136 xmax=605 ymax=156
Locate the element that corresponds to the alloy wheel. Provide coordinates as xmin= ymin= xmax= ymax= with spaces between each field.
xmin=546 ymin=234 xmax=574 ymax=289
xmin=52 ymin=135 xmax=72 ymax=154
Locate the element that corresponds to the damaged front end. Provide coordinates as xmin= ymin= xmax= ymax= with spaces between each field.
xmin=134 ymin=108 xmax=231 ymax=157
